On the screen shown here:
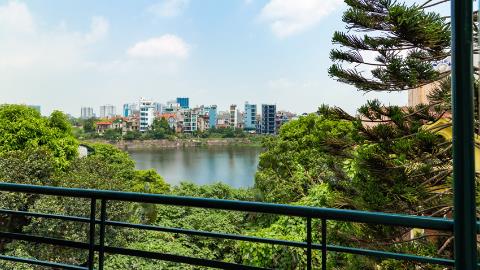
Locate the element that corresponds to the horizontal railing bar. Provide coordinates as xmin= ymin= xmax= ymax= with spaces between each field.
xmin=0 ymin=209 xmax=90 ymax=223
xmin=0 ymin=208 xmax=463 ymax=263
xmin=0 ymin=230 xmax=459 ymax=267
xmin=0 ymin=230 xmax=267 ymax=269
xmin=0 ymin=183 xmax=454 ymax=230
xmin=103 ymin=246 xmax=268 ymax=270
xmin=0 ymin=255 xmax=87 ymax=270
xmin=104 ymin=220 xmax=307 ymax=248
xmin=325 ymin=245 xmax=455 ymax=266
xmin=110 ymin=221 xmax=455 ymax=266
xmin=0 ymin=231 xmax=89 ymax=250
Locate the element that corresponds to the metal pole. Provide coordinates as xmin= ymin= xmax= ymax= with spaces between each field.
xmin=306 ymin=217 xmax=312 ymax=270
xmin=98 ymin=199 xmax=107 ymax=270
xmin=88 ymin=198 xmax=96 ymax=270
xmin=321 ymin=219 xmax=327 ymax=270
xmin=451 ymin=0 xmax=477 ymax=268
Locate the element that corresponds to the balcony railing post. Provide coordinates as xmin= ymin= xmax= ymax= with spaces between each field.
xmin=88 ymin=198 xmax=96 ymax=270
xmin=321 ymin=218 xmax=327 ymax=270
xmin=451 ymin=0 xmax=477 ymax=269
xmin=306 ymin=217 xmax=312 ymax=270
xmin=99 ymin=199 xmax=107 ymax=270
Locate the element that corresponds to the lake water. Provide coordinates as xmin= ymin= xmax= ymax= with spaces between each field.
xmin=128 ymin=146 xmax=262 ymax=188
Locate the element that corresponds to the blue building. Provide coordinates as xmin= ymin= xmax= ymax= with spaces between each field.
xmin=261 ymin=104 xmax=276 ymax=135
xmin=176 ymin=97 xmax=189 ymax=109
xmin=123 ymin=104 xmax=131 ymax=117
xmin=244 ymin=102 xmax=257 ymax=130
xmin=208 ymin=105 xmax=217 ymax=128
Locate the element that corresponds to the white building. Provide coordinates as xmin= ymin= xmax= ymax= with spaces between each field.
xmin=100 ymin=105 xmax=116 ymax=118
xmin=165 ymin=100 xmax=181 ymax=113
xmin=139 ymin=98 xmax=155 ymax=132
xmin=81 ymin=107 xmax=95 ymax=119
xmin=182 ymin=109 xmax=198 ymax=133
xmin=229 ymin=104 xmax=238 ymax=129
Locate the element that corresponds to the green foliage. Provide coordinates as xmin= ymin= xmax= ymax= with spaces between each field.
xmin=0 ymin=149 xmax=57 ymax=236
xmin=198 ymin=127 xmax=247 ymax=138
xmin=255 ymin=114 xmax=358 ymax=203
xmin=238 ymin=184 xmax=361 ymax=269
xmin=82 ymin=118 xmax=97 ymax=133
xmin=0 ymin=105 xmax=78 ymax=169
xmin=103 ymin=128 xmax=123 ymax=142
xmin=0 ymin=143 xmax=140 ymax=268
xmin=105 ymin=183 xmax=255 ymax=269
xmin=124 ymin=130 xmax=142 ymax=141
xmin=329 ymin=0 xmax=450 ymax=92
xmin=144 ymin=117 xmax=175 ymax=139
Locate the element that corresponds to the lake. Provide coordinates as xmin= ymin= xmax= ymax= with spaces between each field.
xmin=128 ymin=146 xmax=262 ymax=188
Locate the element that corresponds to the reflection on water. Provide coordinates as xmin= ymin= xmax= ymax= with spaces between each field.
xmin=128 ymin=146 xmax=262 ymax=188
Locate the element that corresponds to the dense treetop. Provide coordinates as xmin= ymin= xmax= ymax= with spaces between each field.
xmin=0 ymin=105 xmax=78 ymax=169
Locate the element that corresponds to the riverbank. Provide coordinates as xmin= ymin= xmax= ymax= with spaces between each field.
xmin=82 ymin=137 xmax=261 ymax=151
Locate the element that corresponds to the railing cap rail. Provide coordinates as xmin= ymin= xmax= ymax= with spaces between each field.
xmin=0 ymin=182 xmax=454 ymax=230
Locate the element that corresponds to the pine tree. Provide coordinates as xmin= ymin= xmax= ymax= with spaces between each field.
xmin=325 ymin=0 xmax=479 ymax=264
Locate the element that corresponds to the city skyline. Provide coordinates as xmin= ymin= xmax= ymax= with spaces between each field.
xmin=78 ymin=98 xmax=290 ymax=118
xmin=0 ymin=0 xmax=409 ymax=117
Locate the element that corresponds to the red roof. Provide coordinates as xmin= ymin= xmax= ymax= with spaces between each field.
xmin=160 ymin=113 xmax=176 ymax=119
xmin=96 ymin=121 xmax=112 ymax=125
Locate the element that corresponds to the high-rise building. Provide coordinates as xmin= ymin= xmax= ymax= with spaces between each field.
xmin=261 ymin=104 xmax=277 ymax=134
xmin=81 ymin=107 xmax=95 ymax=119
xmin=100 ymin=105 xmax=116 ymax=118
xmin=176 ymin=97 xmax=189 ymax=109
xmin=208 ymin=105 xmax=217 ymax=129
xmin=122 ymin=103 xmax=137 ymax=117
xmin=229 ymin=104 xmax=237 ymax=129
xmin=154 ymin=103 xmax=164 ymax=114
xmin=139 ymin=98 xmax=155 ymax=132
xmin=244 ymin=102 xmax=257 ymax=130
xmin=165 ymin=100 xmax=181 ymax=112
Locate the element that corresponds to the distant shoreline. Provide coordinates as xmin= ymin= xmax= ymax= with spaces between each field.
xmin=82 ymin=138 xmax=261 ymax=151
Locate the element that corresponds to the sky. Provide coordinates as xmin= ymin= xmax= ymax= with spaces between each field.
xmin=0 ymin=0 xmax=412 ymax=116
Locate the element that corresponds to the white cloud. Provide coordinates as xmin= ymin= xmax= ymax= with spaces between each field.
xmin=259 ymin=0 xmax=342 ymax=38
xmin=84 ymin=16 xmax=109 ymax=44
xmin=0 ymin=2 xmax=110 ymax=70
xmin=127 ymin=35 xmax=190 ymax=59
xmin=147 ymin=0 xmax=189 ymax=18
xmin=0 ymin=1 xmax=35 ymax=34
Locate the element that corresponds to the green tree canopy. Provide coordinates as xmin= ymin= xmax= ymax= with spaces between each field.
xmin=0 ymin=105 xmax=78 ymax=169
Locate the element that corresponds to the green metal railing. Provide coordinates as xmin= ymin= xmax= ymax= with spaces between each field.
xmin=0 ymin=182 xmax=463 ymax=269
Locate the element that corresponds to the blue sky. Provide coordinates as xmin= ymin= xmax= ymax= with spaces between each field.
xmin=0 ymin=0 xmax=409 ymax=116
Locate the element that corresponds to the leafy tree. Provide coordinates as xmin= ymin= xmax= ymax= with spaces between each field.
xmin=103 ymin=128 xmax=122 ymax=142
xmin=0 ymin=143 xmax=141 ymax=268
xmin=82 ymin=118 xmax=97 ymax=133
xmin=123 ymin=130 xmax=142 ymax=141
xmin=255 ymin=113 xmax=358 ymax=203
xmin=0 ymin=105 xmax=78 ymax=169
xmin=132 ymin=169 xmax=170 ymax=194
xmin=146 ymin=118 xmax=174 ymax=140
xmin=0 ymin=149 xmax=57 ymax=252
